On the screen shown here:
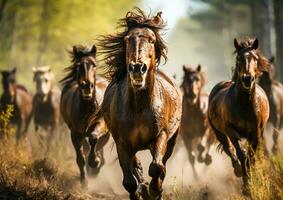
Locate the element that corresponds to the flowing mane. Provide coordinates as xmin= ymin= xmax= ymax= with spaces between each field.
xmin=60 ymin=45 xmax=97 ymax=86
xmin=232 ymin=37 xmax=269 ymax=82
xmin=98 ymin=7 xmax=168 ymax=82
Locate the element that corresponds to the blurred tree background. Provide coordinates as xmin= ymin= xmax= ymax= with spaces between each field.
xmin=0 ymin=0 xmax=138 ymax=89
xmin=166 ymin=0 xmax=283 ymax=90
xmin=0 ymin=0 xmax=282 ymax=91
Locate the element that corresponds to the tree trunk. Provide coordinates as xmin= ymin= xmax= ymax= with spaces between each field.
xmin=0 ymin=0 xmax=7 ymax=23
xmin=37 ymin=0 xmax=50 ymax=66
xmin=274 ymin=0 xmax=283 ymax=80
xmin=263 ymin=0 xmax=273 ymax=57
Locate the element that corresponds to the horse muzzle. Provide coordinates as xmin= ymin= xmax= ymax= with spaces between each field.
xmin=128 ymin=62 xmax=148 ymax=90
xmin=241 ymin=75 xmax=255 ymax=89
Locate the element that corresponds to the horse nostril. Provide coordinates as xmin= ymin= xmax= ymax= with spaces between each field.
xmin=128 ymin=64 xmax=134 ymax=73
xmin=90 ymin=83 xmax=94 ymax=88
xmin=251 ymin=76 xmax=255 ymax=82
xmin=141 ymin=64 xmax=147 ymax=74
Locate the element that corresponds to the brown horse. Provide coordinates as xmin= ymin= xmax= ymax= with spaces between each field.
xmin=60 ymin=45 xmax=110 ymax=187
xmin=88 ymin=8 xmax=182 ymax=200
xmin=0 ymin=68 xmax=33 ymax=144
xmin=258 ymin=57 xmax=283 ymax=154
xmin=32 ymin=66 xmax=61 ymax=153
xmin=180 ymin=64 xmax=215 ymax=178
xmin=208 ymin=38 xmax=270 ymax=194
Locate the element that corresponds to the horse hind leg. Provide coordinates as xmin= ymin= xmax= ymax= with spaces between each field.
xmin=71 ymin=132 xmax=88 ymax=188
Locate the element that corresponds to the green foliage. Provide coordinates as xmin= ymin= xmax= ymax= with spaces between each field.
xmin=0 ymin=0 xmax=138 ymax=90
xmin=0 ymin=104 xmax=14 ymax=138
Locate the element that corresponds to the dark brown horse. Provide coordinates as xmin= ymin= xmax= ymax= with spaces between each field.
xmin=208 ymin=38 xmax=270 ymax=194
xmin=180 ymin=64 xmax=215 ymax=178
xmin=88 ymin=8 xmax=182 ymax=200
xmin=32 ymin=66 xmax=61 ymax=153
xmin=258 ymin=57 xmax=283 ymax=154
xmin=0 ymin=68 xmax=33 ymax=144
xmin=60 ymin=45 xmax=110 ymax=187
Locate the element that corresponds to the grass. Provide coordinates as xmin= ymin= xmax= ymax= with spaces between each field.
xmin=0 ymin=105 xmax=282 ymax=200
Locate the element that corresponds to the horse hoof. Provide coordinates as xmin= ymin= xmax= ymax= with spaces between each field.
xmin=80 ymin=179 xmax=88 ymax=189
xmin=233 ymin=161 xmax=243 ymax=177
xmin=197 ymin=144 xmax=205 ymax=152
xmin=242 ymin=185 xmax=251 ymax=196
xmin=149 ymin=162 xmax=165 ymax=178
xmin=204 ymin=154 xmax=212 ymax=165
xmin=272 ymin=146 xmax=278 ymax=154
xmin=88 ymin=157 xmax=101 ymax=168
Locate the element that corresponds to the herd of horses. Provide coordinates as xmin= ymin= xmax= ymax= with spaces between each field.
xmin=1 ymin=8 xmax=283 ymax=200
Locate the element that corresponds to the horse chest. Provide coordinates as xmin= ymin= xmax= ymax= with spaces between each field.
xmin=114 ymin=109 xmax=158 ymax=150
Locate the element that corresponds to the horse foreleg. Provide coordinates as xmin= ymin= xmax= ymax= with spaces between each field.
xmin=272 ymin=117 xmax=280 ymax=154
xmin=88 ymin=121 xmax=109 ymax=169
xmin=197 ymin=128 xmax=210 ymax=164
xmin=230 ymin=137 xmax=249 ymax=194
xmin=148 ymin=130 xmax=168 ymax=199
xmin=71 ymin=132 xmax=87 ymax=188
xmin=184 ymin=137 xmax=198 ymax=179
xmin=214 ymin=129 xmax=242 ymax=177
xmin=116 ymin=144 xmax=140 ymax=200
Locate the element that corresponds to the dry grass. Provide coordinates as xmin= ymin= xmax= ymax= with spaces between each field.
xmin=0 ymin=106 xmax=282 ymax=200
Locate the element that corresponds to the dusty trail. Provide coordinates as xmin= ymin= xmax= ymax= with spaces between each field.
xmin=0 ymin=123 xmax=282 ymax=200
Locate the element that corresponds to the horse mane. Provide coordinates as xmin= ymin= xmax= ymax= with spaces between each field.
xmin=60 ymin=45 xmax=96 ymax=86
xmin=232 ymin=37 xmax=269 ymax=82
xmin=98 ymin=7 xmax=168 ymax=82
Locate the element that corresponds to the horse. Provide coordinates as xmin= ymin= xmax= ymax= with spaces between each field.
xmin=60 ymin=45 xmax=110 ymax=187
xmin=88 ymin=8 xmax=182 ymax=200
xmin=258 ymin=57 xmax=283 ymax=154
xmin=208 ymin=37 xmax=270 ymax=194
xmin=180 ymin=64 xmax=215 ymax=178
xmin=0 ymin=68 xmax=33 ymax=144
xmin=32 ymin=66 xmax=61 ymax=153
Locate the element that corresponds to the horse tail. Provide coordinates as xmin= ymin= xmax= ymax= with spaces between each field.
xmin=207 ymin=114 xmax=224 ymax=153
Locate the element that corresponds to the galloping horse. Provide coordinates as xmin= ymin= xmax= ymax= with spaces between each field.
xmin=208 ymin=38 xmax=270 ymax=194
xmin=0 ymin=68 xmax=33 ymax=143
xmin=88 ymin=8 xmax=182 ymax=200
xmin=32 ymin=66 xmax=61 ymax=152
xmin=180 ymin=64 xmax=214 ymax=178
xmin=258 ymin=57 xmax=283 ymax=154
xmin=60 ymin=45 xmax=110 ymax=187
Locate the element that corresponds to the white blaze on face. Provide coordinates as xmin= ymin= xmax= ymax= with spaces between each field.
xmin=34 ymin=72 xmax=53 ymax=96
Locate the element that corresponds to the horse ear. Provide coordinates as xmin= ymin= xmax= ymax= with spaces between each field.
xmin=234 ymin=38 xmax=241 ymax=51
xmin=73 ymin=46 xmax=78 ymax=56
xmin=252 ymin=38 xmax=259 ymax=50
xmin=12 ymin=67 xmax=16 ymax=74
xmin=153 ymin=11 xmax=162 ymax=25
xmin=183 ymin=65 xmax=187 ymax=72
xmin=269 ymin=56 xmax=275 ymax=63
xmin=90 ymin=45 xmax=97 ymax=56
xmin=32 ymin=67 xmax=37 ymax=73
xmin=197 ymin=64 xmax=202 ymax=72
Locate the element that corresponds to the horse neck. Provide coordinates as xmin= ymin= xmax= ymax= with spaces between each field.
xmin=235 ymin=79 xmax=256 ymax=104
xmin=126 ymin=68 xmax=155 ymax=111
